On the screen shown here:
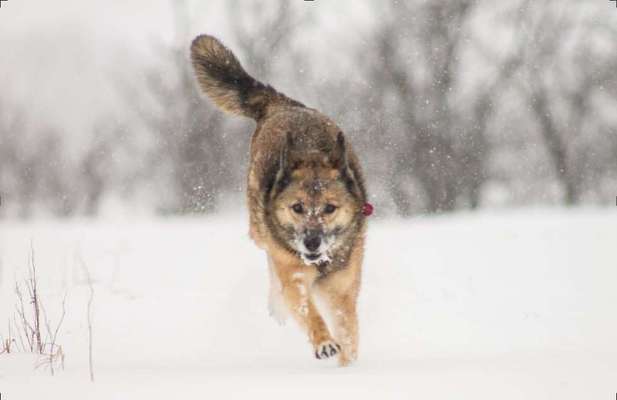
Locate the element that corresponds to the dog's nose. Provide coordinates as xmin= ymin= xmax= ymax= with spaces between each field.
xmin=304 ymin=235 xmax=321 ymax=252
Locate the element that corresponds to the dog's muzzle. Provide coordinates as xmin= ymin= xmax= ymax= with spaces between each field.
xmin=297 ymin=230 xmax=332 ymax=265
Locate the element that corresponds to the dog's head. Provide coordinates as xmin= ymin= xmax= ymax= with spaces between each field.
xmin=266 ymin=130 xmax=365 ymax=266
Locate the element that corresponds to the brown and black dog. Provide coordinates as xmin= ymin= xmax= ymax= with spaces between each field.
xmin=190 ymin=34 xmax=368 ymax=366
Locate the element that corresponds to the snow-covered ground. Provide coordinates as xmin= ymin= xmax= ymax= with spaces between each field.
xmin=0 ymin=209 xmax=616 ymax=399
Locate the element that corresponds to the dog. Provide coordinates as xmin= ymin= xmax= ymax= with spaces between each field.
xmin=190 ymin=34 xmax=369 ymax=366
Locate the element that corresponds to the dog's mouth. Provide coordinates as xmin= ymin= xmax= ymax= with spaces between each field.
xmin=299 ymin=251 xmax=331 ymax=266
xmin=304 ymin=253 xmax=321 ymax=261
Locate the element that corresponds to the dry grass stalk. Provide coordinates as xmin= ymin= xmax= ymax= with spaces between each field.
xmin=3 ymin=242 xmax=67 ymax=376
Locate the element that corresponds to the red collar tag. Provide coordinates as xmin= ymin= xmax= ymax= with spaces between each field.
xmin=362 ymin=202 xmax=374 ymax=217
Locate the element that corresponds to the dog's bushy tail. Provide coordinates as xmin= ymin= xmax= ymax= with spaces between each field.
xmin=190 ymin=35 xmax=303 ymax=121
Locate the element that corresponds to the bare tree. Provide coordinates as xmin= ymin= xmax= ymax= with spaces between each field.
xmin=365 ymin=1 xmax=481 ymax=214
xmin=0 ymin=103 xmax=37 ymax=218
xmin=0 ymin=108 xmax=77 ymax=218
xmin=119 ymin=1 xmax=228 ymax=214
xmin=458 ymin=2 xmax=529 ymax=208
xmin=516 ymin=0 xmax=617 ymax=205
xmin=227 ymin=0 xmax=309 ymax=81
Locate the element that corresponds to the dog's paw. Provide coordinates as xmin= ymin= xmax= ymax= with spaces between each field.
xmin=314 ymin=340 xmax=341 ymax=360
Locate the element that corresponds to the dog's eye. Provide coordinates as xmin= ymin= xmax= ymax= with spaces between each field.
xmin=323 ymin=204 xmax=337 ymax=214
xmin=291 ymin=203 xmax=304 ymax=214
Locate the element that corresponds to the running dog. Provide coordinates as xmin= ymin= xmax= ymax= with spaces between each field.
xmin=190 ymin=34 xmax=370 ymax=366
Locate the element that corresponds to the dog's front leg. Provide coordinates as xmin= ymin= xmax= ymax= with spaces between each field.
xmin=272 ymin=259 xmax=340 ymax=360
xmin=320 ymin=288 xmax=358 ymax=366
xmin=316 ymin=264 xmax=361 ymax=367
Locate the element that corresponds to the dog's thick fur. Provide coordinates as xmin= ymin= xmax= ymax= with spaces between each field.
xmin=191 ymin=34 xmax=368 ymax=366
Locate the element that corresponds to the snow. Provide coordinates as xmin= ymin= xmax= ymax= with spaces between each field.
xmin=1 ymin=209 xmax=616 ymax=399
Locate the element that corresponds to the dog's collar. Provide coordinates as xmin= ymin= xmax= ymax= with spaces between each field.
xmin=362 ymin=202 xmax=374 ymax=217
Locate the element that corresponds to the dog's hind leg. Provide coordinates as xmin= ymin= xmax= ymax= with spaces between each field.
xmin=267 ymin=256 xmax=287 ymax=325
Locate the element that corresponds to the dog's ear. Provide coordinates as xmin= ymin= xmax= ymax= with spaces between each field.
xmin=279 ymin=132 xmax=293 ymax=173
xmin=266 ymin=132 xmax=294 ymax=201
xmin=333 ymin=131 xmax=355 ymax=178
xmin=334 ymin=132 xmax=362 ymax=199
xmin=333 ymin=131 xmax=348 ymax=170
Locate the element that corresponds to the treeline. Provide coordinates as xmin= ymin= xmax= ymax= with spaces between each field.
xmin=1 ymin=0 xmax=616 ymax=218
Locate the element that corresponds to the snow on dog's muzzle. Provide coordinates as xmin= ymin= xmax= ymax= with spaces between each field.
xmin=296 ymin=230 xmax=333 ymax=266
